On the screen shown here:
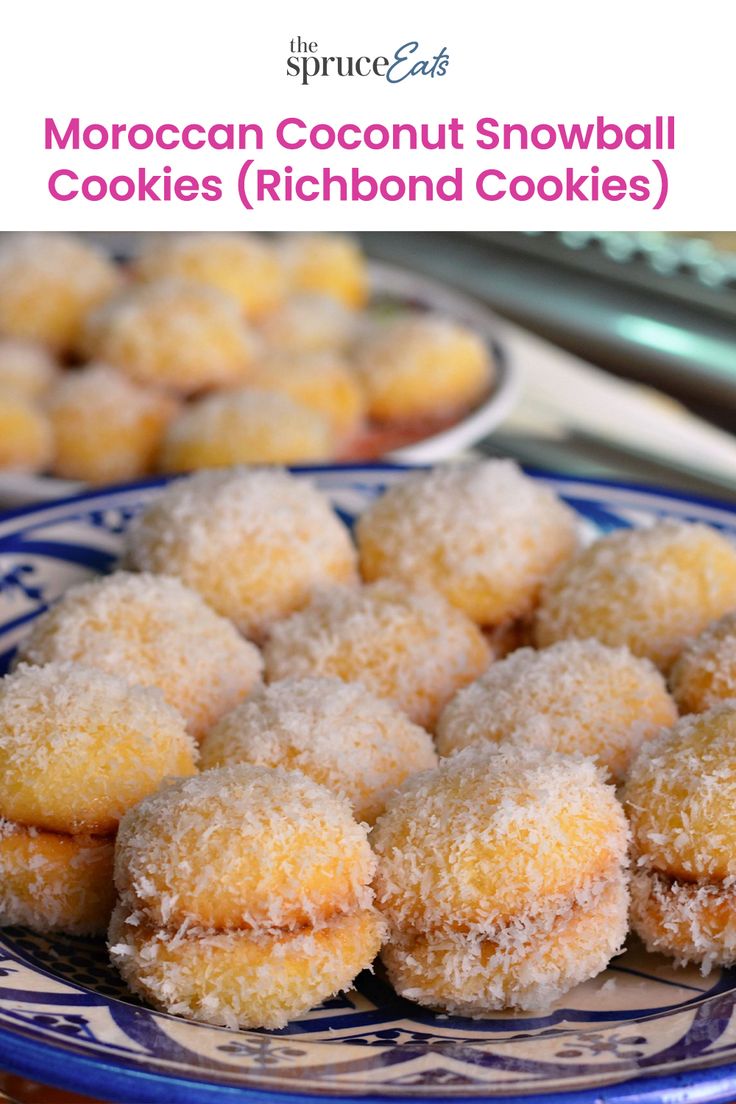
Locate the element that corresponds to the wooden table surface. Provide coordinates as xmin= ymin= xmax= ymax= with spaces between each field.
xmin=0 ymin=1074 xmax=101 ymax=1102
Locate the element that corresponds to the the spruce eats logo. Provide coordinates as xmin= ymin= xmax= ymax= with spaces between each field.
xmin=286 ymin=38 xmax=449 ymax=85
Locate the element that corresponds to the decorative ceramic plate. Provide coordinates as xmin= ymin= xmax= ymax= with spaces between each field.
xmin=0 ymin=262 xmax=519 ymax=511
xmin=1 ymin=464 xmax=736 ymax=1104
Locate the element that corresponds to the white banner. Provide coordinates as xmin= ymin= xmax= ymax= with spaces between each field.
xmin=1 ymin=0 xmax=733 ymax=229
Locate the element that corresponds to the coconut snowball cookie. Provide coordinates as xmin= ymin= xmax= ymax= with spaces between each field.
xmin=46 ymin=364 xmax=177 ymax=483
xmin=109 ymin=765 xmax=385 ymax=1029
xmin=0 ymin=338 xmax=58 ymax=398
xmin=263 ymin=580 xmax=491 ymax=729
xmin=199 ymin=678 xmax=437 ymax=823
xmin=371 ymin=745 xmax=630 ymax=1015
xmin=436 ymin=640 xmax=677 ymax=779
xmin=0 ymin=234 xmax=121 ymax=353
xmin=279 ymin=234 xmax=369 ymax=309
xmin=159 ymin=388 xmax=335 ymax=471
xmin=82 ymin=280 xmax=257 ymax=395
xmin=0 ymin=390 xmax=52 ymax=473
xmin=125 ymin=468 xmax=357 ymax=640
xmin=247 ymin=353 xmax=365 ymax=440
xmin=670 ymin=612 xmax=736 ymax=714
xmin=357 ymin=462 xmax=578 ymax=628
xmin=0 ymin=662 xmax=196 ymax=935
xmin=624 ymin=707 xmax=736 ymax=971
xmin=135 ymin=232 xmax=287 ymax=320
xmin=0 ymin=820 xmax=115 ymax=937
xmin=257 ymin=294 xmax=358 ymax=356
xmin=354 ymin=316 xmax=493 ymax=423
xmin=16 ymin=572 xmax=262 ymax=741
xmin=535 ymin=521 xmax=736 ymax=672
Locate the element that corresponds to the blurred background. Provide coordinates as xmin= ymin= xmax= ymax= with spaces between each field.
xmin=1 ymin=229 xmax=735 ymax=510
xmin=364 ymin=231 xmax=736 ymax=498
xmin=368 ymin=232 xmax=736 ymax=426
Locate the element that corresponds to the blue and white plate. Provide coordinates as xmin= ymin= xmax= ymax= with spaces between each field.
xmin=1 ymin=464 xmax=736 ymax=1104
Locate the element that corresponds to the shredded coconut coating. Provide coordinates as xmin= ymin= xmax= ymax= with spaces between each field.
xmin=436 ymin=639 xmax=676 ymax=779
xmin=0 ymin=233 xmax=121 ymax=353
xmin=159 ymin=388 xmax=336 ymax=471
xmin=624 ymin=706 xmax=736 ymax=881
xmin=357 ymin=462 xmax=579 ymax=627
xmin=279 ymin=234 xmax=369 ymax=309
xmin=0 ymin=391 xmax=52 ymax=473
xmin=0 ymin=338 xmax=58 ymax=399
xmin=534 ymin=521 xmax=736 ymax=672
xmin=631 ymin=869 xmax=736 ymax=973
xmin=114 ymin=764 xmax=376 ymax=933
xmin=372 ymin=744 xmax=629 ymax=933
xmin=373 ymin=745 xmax=629 ymax=1014
xmin=263 ymin=580 xmax=491 ymax=729
xmin=670 ymin=612 xmax=736 ymax=715
xmin=16 ymin=572 xmax=262 ymax=741
xmin=257 ymin=294 xmax=358 ymax=357
xmin=381 ymin=873 xmax=629 ymax=1016
xmin=247 ymin=353 xmax=365 ymax=439
xmin=82 ymin=280 xmax=257 ymax=395
xmin=45 ymin=363 xmax=177 ymax=483
xmin=0 ymin=819 xmax=115 ymax=935
xmin=0 ymin=662 xmax=197 ymax=835
xmin=135 ymin=232 xmax=287 ymax=320
xmin=109 ymin=903 xmax=385 ymax=1030
xmin=199 ymin=677 xmax=437 ymax=823
xmin=354 ymin=315 xmax=493 ymax=422
xmin=125 ymin=467 xmax=357 ymax=640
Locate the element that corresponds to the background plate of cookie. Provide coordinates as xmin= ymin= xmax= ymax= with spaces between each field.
xmin=0 ymin=243 xmax=519 ymax=510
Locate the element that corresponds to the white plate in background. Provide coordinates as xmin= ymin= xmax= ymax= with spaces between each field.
xmin=0 ymin=261 xmax=518 ymax=510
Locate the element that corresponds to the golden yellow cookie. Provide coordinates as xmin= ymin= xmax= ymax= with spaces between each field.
xmin=199 ymin=677 xmax=437 ymax=823
xmin=372 ymin=745 xmax=629 ymax=1014
xmin=630 ymin=869 xmax=736 ymax=972
xmin=0 ymin=391 xmax=52 ymax=472
xmin=263 ymin=580 xmax=491 ymax=729
xmin=624 ymin=707 xmax=736 ymax=882
xmin=135 ymin=233 xmax=287 ymax=320
xmin=357 ymin=462 xmax=578 ymax=626
xmin=83 ymin=280 xmax=256 ymax=394
xmin=114 ymin=765 xmax=376 ymax=931
xmin=16 ymin=572 xmax=262 ymax=741
xmin=159 ymin=388 xmax=335 ymax=470
xmin=110 ymin=764 xmax=384 ymax=1029
xmin=126 ymin=468 xmax=357 ymax=640
xmin=0 ymin=821 xmax=115 ymax=935
xmin=0 ymin=662 xmax=197 ymax=835
xmin=0 ymin=338 xmax=58 ymax=398
xmin=258 ymin=294 xmax=357 ymax=356
xmin=109 ymin=904 xmax=384 ymax=1030
xmin=373 ymin=745 xmax=628 ymax=931
xmin=280 ymin=234 xmax=369 ymax=308
xmin=247 ymin=354 xmax=365 ymax=440
xmin=0 ymin=234 xmax=121 ymax=353
xmin=46 ymin=364 xmax=176 ymax=483
xmin=670 ymin=612 xmax=736 ymax=714
xmin=535 ymin=522 xmax=736 ymax=671
xmin=382 ymin=876 xmax=629 ymax=1016
xmin=625 ymin=707 xmax=736 ymax=970
xmin=436 ymin=639 xmax=676 ymax=779
xmin=355 ymin=316 xmax=492 ymax=422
